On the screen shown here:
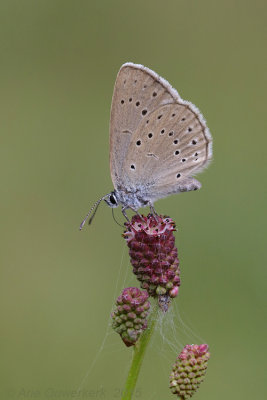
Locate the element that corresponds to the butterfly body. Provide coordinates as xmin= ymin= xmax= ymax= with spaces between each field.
xmin=106 ymin=176 xmax=202 ymax=212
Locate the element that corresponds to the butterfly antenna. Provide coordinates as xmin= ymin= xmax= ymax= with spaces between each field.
xmin=79 ymin=195 xmax=109 ymax=230
xmin=88 ymin=199 xmax=103 ymax=225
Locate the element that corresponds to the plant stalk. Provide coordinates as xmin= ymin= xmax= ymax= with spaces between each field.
xmin=121 ymin=302 xmax=158 ymax=400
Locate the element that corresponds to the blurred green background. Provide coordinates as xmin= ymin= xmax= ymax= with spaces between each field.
xmin=1 ymin=1 xmax=266 ymax=399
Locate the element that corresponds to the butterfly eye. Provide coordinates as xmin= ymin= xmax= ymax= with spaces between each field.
xmin=109 ymin=194 xmax=117 ymax=205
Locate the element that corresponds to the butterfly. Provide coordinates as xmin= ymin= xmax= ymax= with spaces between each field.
xmin=80 ymin=63 xmax=212 ymax=228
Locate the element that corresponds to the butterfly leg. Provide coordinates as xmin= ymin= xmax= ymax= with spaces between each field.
xmin=121 ymin=207 xmax=130 ymax=222
xmin=129 ymin=207 xmax=143 ymax=220
xmin=122 ymin=206 xmax=143 ymax=222
xmin=149 ymin=201 xmax=159 ymax=219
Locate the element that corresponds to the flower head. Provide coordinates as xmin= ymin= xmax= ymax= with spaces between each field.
xmin=111 ymin=287 xmax=150 ymax=347
xmin=123 ymin=214 xmax=180 ymax=309
xmin=170 ymin=344 xmax=210 ymax=399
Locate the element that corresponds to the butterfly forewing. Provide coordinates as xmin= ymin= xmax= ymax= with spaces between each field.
xmin=109 ymin=63 xmax=177 ymax=189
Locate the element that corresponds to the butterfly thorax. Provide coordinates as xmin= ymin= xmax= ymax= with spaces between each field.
xmin=116 ymin=187 xmax=149 ymax=210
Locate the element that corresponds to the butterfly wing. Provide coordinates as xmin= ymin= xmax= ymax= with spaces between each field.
xmin=109 ymin=63 xmax=178 ymax=189
xmin=110 ymin=63 xmax=212 ymax=203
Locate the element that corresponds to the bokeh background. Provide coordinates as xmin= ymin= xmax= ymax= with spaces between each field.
xmin=1 ymin=1 xmax=266 ymax=399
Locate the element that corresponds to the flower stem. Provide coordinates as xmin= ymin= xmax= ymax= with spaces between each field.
xmin=121 ymin=301 xmax=158 ymax=400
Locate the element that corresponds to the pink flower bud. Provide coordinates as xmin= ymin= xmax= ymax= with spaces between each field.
xmin=170 ymin=344 xmax=210 ymax=398
xmin=111 ymin=287 xmax=150 ymax=347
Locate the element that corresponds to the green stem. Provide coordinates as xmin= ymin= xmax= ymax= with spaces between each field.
xmin=121 ymin=301 xmax=158 ymax=400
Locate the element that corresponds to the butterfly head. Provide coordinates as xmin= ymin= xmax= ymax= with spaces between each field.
xmin=104 ymin=191 xmax=119 ymax=208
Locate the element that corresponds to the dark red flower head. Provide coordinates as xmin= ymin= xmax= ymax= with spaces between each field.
xmin=123 ymin=214 xmax=180 ymax=309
